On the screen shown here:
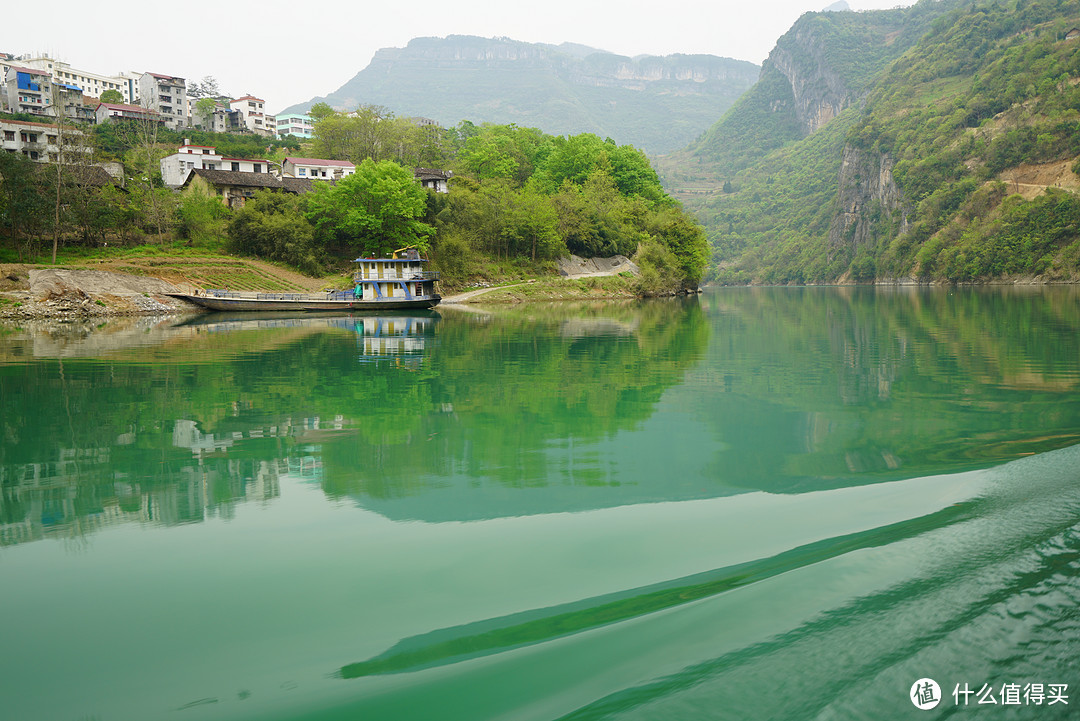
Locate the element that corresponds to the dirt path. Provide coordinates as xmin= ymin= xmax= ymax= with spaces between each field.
xmin=442 ymin=283 xmax=529 ymax=303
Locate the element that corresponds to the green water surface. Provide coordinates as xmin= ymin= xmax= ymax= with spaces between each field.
xmin=1 ymin=287 xmax=1079 ymax=720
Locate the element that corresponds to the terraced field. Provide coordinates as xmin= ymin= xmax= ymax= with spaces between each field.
xmin=73 ymin=256 xmax=334 ymax=293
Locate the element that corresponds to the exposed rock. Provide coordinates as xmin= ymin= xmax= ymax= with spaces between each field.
xmin=556 ymin=255 xmax=640 ymax=277
xmin=828 ymin=145 xmax=910 ymax=250
xmin=1 ymin=269 xmax=200 ymax=320
xmin=767 ymin=26 xmax=853 ymax=136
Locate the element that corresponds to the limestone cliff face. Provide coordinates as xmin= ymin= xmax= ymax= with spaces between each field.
xmin=765 ymin=21 xmax=853 ymax=136
xmin=828 ymin=145 xmax=909 ymax=249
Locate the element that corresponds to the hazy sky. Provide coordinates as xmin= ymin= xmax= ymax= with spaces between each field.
xmin=5 ymin=0 xmax=912 ymax=114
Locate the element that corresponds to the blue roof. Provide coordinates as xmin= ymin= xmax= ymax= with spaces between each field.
xmin=59 ymin=83 xmax=82 ymax=91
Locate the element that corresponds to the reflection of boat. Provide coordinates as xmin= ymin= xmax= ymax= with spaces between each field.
xmin=354 ymin=315 xmax=438 ymax=366
xmin=167 ymin=251 xmax=441 ymax=312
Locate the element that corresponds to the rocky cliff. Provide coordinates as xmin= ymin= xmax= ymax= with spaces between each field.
xmin=828 ymin=145 xmax=909 ymax=250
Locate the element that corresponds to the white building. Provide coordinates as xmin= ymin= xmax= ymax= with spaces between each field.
xmin=8 ymin=56 xmax=132 ymax=103
xmin=139 ymin=72 xmax=188 ymax=130
xmin=229 ymin=95 xmax=274 ymax=136
xmin=95 ymin=101 xmax=164 ymax=126
xmin=2 ymin=65 xmax=52 ymax=117
xmin=282 ymin=157 xmax=355 ymax=179
xmin=276 ymin=113 xmax=314 ymax=138
xmin=1 ymin=119 xmax=91 ymax=163
xmin=161 ymin=140 xmax=271 ymax=188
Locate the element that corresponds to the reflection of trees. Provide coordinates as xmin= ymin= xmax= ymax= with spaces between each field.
xmin=694 ymin=287 xmax=1080 ymax=491
xmin=0 ymin=301 xmax=709 ymax=541
xmin=318 ymin=299 xmax=709 ymax=501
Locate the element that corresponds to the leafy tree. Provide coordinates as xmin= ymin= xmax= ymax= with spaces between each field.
xmin=194 ymin=98 xmax=218 ymax=130
xmin=188 ymin=76 xmax=221 ymax=99
xmin=99 ymin=89 xmax=123 ymax=104
xmin=227 ymin=191 xmax=324 ymax=274
xmin=0 ymin=152 xmax=50 ymax=253
xmin=306 ymin=159 xmax=434 ymax=256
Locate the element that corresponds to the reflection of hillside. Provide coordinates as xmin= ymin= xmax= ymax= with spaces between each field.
xmin=690 ymin=287 xmax=1080 ymax=491
xmin=317 ymin=299 xmax=711 ymax=517
xmin=0 ymin=301 xmax=710 ymax=535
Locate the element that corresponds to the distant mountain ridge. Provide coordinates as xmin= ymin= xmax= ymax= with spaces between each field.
xmin=282 ymin=35 xmax=760 ymax=154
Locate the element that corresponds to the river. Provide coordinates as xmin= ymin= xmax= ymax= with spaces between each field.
xmin=1 ymin=286 xmax=1078 ymax=720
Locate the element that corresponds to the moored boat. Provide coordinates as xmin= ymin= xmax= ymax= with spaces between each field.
xmin=168 ymin=249 xmax=441 ymax=312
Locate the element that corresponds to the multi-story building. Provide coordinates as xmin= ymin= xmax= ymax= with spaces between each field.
xmin=189 ymin=98 xmax=242 ymax=133
xmin=9 ymin=56 xmax=133 ymax=103
xmin=139 ymin=72 xmax=188 ymax=130
xmin=1 ymin=119 xmax=91 ymax=162
xmin=3 ymin=66 xmax=52 ymax=117
xmin=229 ymin=95 xmax=274 ymax=136
xmin=276 ymin=113 xmax=314 ymax=138
xmin=160 ymin=140 xmax=271 ymax=188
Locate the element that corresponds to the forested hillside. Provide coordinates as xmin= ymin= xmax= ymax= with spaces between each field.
xmin=282 ymin=36 xmax=759 ymax=155
xmin=0 ymin=112 xmax=708 ymax=294
xmin=665 ymin=0 xmax=1080 ymax=283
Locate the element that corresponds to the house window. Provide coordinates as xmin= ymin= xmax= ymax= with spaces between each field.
xmin=3 ymin=131 xmax=13 ymax=141
xmin=231 ymin=162 xmax=240 ymax=171
xmin=253 ymin=165 xmax=261 ymax=173
xmin=298 ymin=168 xmax=306 ymax=176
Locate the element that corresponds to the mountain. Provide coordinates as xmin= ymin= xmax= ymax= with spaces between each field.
xmin=662 ymin=0 xmax=1080 ymax=283
xmin=281 ymin=35 xmax=760 ymax=155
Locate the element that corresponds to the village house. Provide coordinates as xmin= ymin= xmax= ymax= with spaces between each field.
xmin=1 ymin=119 xmax=91 ymax=162
xmin=160 ymin=140 xmax=271 ymax=188
xmin=414 ymin=168 xmax=452 ymax=193
xmin=95 ymin=101 xmax=164 ymax=125
xmin=282 ymin=156 xmax=355 ymax=179
xmin=180 ymin=168 xmax=313 ymax=208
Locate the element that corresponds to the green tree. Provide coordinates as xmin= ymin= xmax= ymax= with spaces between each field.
xmin=306 ymin=159 xmax=434 ymax=256
xmin=99 ymin=89 xmax=123 ymax=103
xmin=227 ymin=191 xmax=323 ymax=274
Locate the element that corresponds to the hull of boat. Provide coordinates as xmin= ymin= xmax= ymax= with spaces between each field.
xmin=168 ymin=294 xmax=441 ymax=312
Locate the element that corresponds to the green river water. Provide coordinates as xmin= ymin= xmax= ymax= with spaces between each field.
xmin=1 ymin=286 xmax=1079 ymax=720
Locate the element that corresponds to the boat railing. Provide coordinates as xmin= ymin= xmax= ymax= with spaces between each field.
xmin=326 ymin=290 xmax=356 ymax=301
xmin=206 ymin=289 xmax=243 ymax=298
xmin=353 ymin=271 xmax=440 ymax=282
xmin=256 ymin=293 xmax=305 ymax=301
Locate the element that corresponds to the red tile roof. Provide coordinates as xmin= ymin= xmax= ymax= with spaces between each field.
xmin=8 ymin=66 xmax=49 ymax=76
xmin=0 ymin=119 xmax=62 ymax=130
xmin=98 ymin=102 xmax=158 ymax=113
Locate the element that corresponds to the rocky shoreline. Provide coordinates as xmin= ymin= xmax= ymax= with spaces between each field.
xmin=0 ymin=268 xmax=200 ymax=321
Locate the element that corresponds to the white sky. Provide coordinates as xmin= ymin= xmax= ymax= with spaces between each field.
xmin=4 ymin=0 xmax=912 ymax=115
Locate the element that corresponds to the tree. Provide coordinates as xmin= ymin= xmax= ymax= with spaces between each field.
xmin=113 ymin=102 xmax=168 ymax=239
xmin=308 ymin=102 xmax=336 ymax=121
xmin=306 ymin=159 xmax=434 ymax=256
xmin=99 ymin=89 xmax=123 ymax=104
xmin=228 ymin=191 xmax=323 ymax=274
xmin=188 ymin=76 xmax=221 ymax=99
xmin=194 ymin=98 xmax=218 ymax=130
xmin=0 ymin=152 xmax=50 ymax=255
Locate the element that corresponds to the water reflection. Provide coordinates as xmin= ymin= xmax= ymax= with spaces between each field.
xmin=2 ymin=288 xmax=1080 ymax=547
